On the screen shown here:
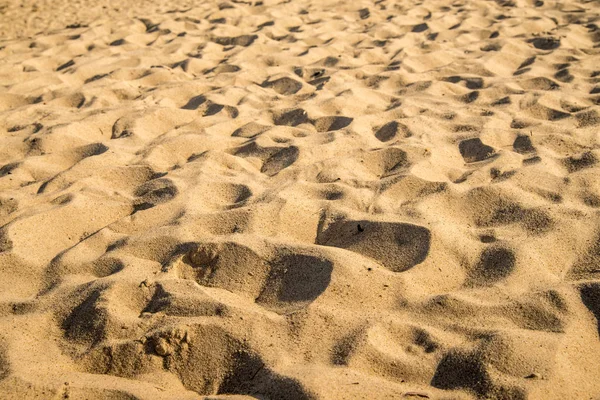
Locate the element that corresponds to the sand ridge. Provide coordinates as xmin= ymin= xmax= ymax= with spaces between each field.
xmin=1 ymin=0 xmax=600 ymax=398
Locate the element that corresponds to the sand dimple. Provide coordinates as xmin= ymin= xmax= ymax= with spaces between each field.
xmin=513 ymin=134 xmax=535 ymax=154
xmin=458 ymin=138 xmax=497 ymax=163
xmin=312 ymin=116 xmax=353 ymax=133
xmin=213 ymin=35 xmax=258 ymax=47
xmin=133 ymin=178 xmax=178 ymax=212
xmin=563 ymin=151 xmax=597 ymax=173
xmin=261 ymin=146 xmax=300 ymax=176
xmin=263 ymin=77 xmax=303 ymax=95
xmin=467 ymin=246 xmax=516 ymax=286
xmin=256 ymin=253 xmax=333 ymax=314
xmin=173 ymin=241 xmax=332 ymax=314
xmin=317 ymin=220 xmax=431 ymax=272
xmin=374 ymin=121 xmax=411 ymax=142
xmin=232 ymin=122 xmax=270 ymax=138
xmin=180 ymin=94 xmax=206 ymax=110
xmin=189 ymin=181 xmax=252 ymax=209
xmin=273 ymin=108 xmax=309 ymax=127
xmin=530 ymin=37 xmax=561 ymax=50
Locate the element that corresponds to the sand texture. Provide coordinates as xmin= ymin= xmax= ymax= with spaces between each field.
xmin=1 ymin=0 xmax=600 ymax=398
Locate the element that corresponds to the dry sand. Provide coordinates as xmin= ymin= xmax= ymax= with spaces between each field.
xmin=1 ymin=0 xmax=600 ymax=398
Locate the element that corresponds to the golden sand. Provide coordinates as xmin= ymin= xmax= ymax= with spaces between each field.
xmin=1 ymin=0 xmax=600 ymax=398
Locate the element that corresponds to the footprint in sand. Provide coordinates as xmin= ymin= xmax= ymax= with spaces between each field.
xmin=170 ymin=241 xmax=333 ymax=314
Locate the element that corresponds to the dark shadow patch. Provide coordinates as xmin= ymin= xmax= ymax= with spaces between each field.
xmin=139 ymin=18 xmax=159 ymax=32
xmin=579 ymin=283 xmax=600 ymax=336
xmin=568 ymin=233 xmax=600 ymax=280
xmin=257 ymin=21 xmax=274 ymax=29
xmin=133 ymin=178 xmax=178 ymax=212
xmin=576 ymin=110 xmax=600 ymax=128
xmin=481 ymin=43 xmax=501 ymax=52
xmin=520 ymin=77 xmax=559 ymax=90
xmin=85 ymin=74 xmax=109 ymax=84
xmin=480 ymin=234 xmax=496 ymax=243
xmin=491 ymin=96 xmax=511 ymax=106
xmin=460 ymin=91 xmax=479 ymax=103
xmin=513 ymin=135 xmax=535 ymax=154
xmin=261 ymin=146 xmax=299 ymax=176
xmin=511 ymin=119 xmax=528 ymax=129
xmin=523 ymin=156 xmax=542 ymax=165
xmin=213 ymin=35 xmax=258 ymax=47
xmin=331 ymin=330 xmax=363 ymax=366
xmin=459 ymin=138 xmax=496 ymax=163
xmin=316 ymin=220 xmax=430 ymax=272
xmin=517 ymin=56 xmax=536 ymax=70
xmin=232 ymin=122 xmax=270 ymax=138
xmin=0 ymin=229 xmax=12 ymax=253
xmin=468 ymin=247 xmax=516 ymax=286
xmin=534 ymin=107 xmax=568 ymax=121
xmin=0 ymin=162 xmax=20 ymax=178
xmin=431 ymin=351 xmax=493 ymax=398
xmin=76 ymin=143 xmax=109 ymax=159
xmin=273 ymin=109 xmax=308 ymax=126
xmin=256 ymin=254 xmax=333 ymax=313
xmin=554 ymin=69 xmax=573 ymax=83
xmin=454 ymin=124 xmax=477 ymax=132
xmin=89 ymin=258 xmax=125 ymax=278
xmin=182 ymin=242 xmax=330 ymax=316
xmin=142 ymin=281 xmax=228 ymax=317
xmin=262 ymin=77 xmax=303 ymax=95
xmin=465 ymin=78 xmax=484 ymax=90
xmin=62 ymin=289 xmax=106 ymax=344
xmin=563 ymin=151 xmax=597 ymax=173
xmin=444 ymin=76 xmax=483 ymax=89
xmin=412 ymin=23 xmax=429 ymax=33
xmin=530 ymin=37 xmax=560 ymax=50
xmin=307 ymin=76 xmax=330 ymax=89
xmin=513 ymin=68 xmax=530 ymax=76
xmin=204 ymin=102 xmax=224 ymax=116
xmin=7 ymin=125 xmax=25 ymax=132
xmin=218 ymin=351 xmax=313 ymax=399
xmin=374 ymin=121 xmax=411 ymax=142
xmin=51 ymin=193 xmax=73 ymax=206
xmin=109 ymin=39 xmax=125 ymax=46
xmin=181 ymin=95 xmax=207 ymax=110
xmin=57 ymin=60 xmax=75 ymax=71
xmin=583 ymin=194 xmax=600 ymax=208
xmin=312 ymin=116 xmax=353 ymax=132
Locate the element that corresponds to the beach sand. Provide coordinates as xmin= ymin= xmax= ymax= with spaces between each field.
xmin=1 ymin=0 xmax=600 ymax=398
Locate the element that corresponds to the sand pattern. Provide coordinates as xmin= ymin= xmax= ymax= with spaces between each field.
xmin=1 ymin=0 xmax=600 ymax=398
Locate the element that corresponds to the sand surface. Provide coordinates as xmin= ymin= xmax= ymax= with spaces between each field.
xmin=1 ymin=0 xmax=600 ymax=398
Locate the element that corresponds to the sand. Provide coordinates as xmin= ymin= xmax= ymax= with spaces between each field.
xmin=1 ymin=0 xmax=600 ymax=398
